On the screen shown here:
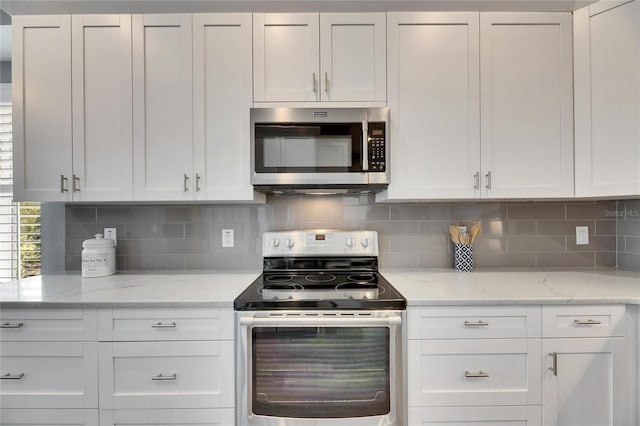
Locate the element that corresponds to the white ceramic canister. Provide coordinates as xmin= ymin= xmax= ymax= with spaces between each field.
xmin=82 ymin=233 xmax=116 ymax=278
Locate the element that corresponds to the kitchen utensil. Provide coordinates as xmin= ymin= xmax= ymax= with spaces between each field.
xmin=470 ymin=223 xmax=483 ymax=243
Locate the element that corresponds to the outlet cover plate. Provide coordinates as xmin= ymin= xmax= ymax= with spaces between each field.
xmin=576 ymin=226 xmax=589 ymax=245
xmin=222 ymin=229 xmax=234 ymax=248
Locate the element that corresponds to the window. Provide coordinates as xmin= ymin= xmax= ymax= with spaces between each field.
xmin=0 ymin=83 xmax=41 ymax=280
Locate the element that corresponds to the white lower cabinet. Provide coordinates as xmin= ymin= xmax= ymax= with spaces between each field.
xmin=408 ymin=406 xmax=541 ymax=425
xmin=96 ymin=307 xmax=235 ymax=424
xmin=99 ymin=408 xmax=234 ymax=426
xmin=408 ymin=339 xmax=541 ymax=407
xmin=407 ymin=304 xmax=635 ymax=426
xmin=98 ymin=341 xmax=234 ymax=410
xmin=541 ymin=305 xmax=633 ymax=426
xmin=0 ymin=409 xmax=99 ymax=425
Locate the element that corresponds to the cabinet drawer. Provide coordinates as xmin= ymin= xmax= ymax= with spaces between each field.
xmin=409 ymin=405 xmax=541 ymax=425
xmin=0 ymin=308 xmax=98 ymax=341
xmin=408 ymin=306 xmax=541 ymax=339
xmin=408 ymin=339 xmax=541 ymax=407
xmin=0 ymin=409 xmax=98 ymax=425
xmin=99 ymin=409 xmax=234 ymax=426
xmin=0 ymin=342 xmax=98 ymax=409
xmin=98 ymin=341 xmax=234 ymax=409
xmin=542 ymin=305 xmax=626 ymax=337
xmin=98 ymin=308 xmax=233 ymax=341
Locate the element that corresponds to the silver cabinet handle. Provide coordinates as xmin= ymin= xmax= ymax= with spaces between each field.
xmin=151 ymin=322 xmax=176 ymax=328
xmin=324 ymin=72 xmax=329 ymax=93
xmin=549 ymin=352 xmax=558 ymax=376
xmin=152 ymin=373 xmax=176 ymax=381
xmin=574 ymin=319 xmax=601 ymax=325
xmin=312 ymin=72 xmax=317 ymax=93
xmin=183 ymin=174 xmax=189 ymax=192
xmin=72 ymin=174 xmax=80 ymax=192
xmin=465 ymin=371 xmax=489 ymax=378
xmin=1 ymin=373 xmax=25 ymax=380
xmin=474 ymin=172 xmax=480 ymax=190
xmin=1 ymin=322 xmax=24 ymax=329
xmin=60 ymin=175 xmax=68 ymax=193
xmin=464 ymin=320 xmax=489 ymax=327
xmin=485 ymin=171 xmax=492 ymax=189
xmin=195 ymin=173 xmax=201 ymax=192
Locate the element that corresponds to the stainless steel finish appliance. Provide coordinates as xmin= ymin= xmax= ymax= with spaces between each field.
xmin=251 ymin=108 xmax=389 ymax=193
xmin=235 ymin=230 xmax=406 ymax=426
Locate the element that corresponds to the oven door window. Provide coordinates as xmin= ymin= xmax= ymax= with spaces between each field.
xmin=252 ymin=326 xmax=390 ymax=418
xmin=255 ymin=123 xmax=363 ymax=173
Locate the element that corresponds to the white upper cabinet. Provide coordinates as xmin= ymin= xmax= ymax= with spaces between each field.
xmin=380 ymin=12 xmax=573 ymax=202
xmin=480 ymin=13 xmax=574 ymax=199
xmin=192 ymin=14 xmax=263 ymax=202
xmin=253 ymin=13 xmax=386 ymax=103
xmin=132 ymin=14 xmax=194 ymax=201
xmin=319 ymin=13 xmax=386 ymax=102
xmin=12 ymin=15 xmax=73 ymax=201
xmin=574 ymin=1 xmax=640 ymax=198
xmin=72 ymin=15 xmax=133 ymax=201
xmin=380 ymin=12 xmax=480 ymax=201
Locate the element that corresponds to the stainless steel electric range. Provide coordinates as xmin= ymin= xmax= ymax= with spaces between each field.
xmin=235 ymin=230 xmax=406 ymax=426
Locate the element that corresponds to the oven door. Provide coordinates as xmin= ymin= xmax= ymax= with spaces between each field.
xmin=236 ymin=311 xmax=405 ymax=426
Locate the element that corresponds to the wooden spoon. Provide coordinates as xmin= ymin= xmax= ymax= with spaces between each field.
xmin=470 ymin=223 xmax=483 ymax=243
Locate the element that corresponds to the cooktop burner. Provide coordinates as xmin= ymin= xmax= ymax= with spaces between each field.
xmin=234 ymin=231 xmax=406 ymax=311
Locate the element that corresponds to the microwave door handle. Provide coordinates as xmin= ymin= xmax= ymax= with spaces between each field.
xmin=362 ymin=121 xmax=369 ymax=171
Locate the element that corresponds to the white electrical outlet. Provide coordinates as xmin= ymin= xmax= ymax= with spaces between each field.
xmin=104 ymin=228 xmax=117 ymax=246
xmin=576 ymin=226 xmax=589 ymax=245
xmin=222 ymin=229 xmax=234 ymax=248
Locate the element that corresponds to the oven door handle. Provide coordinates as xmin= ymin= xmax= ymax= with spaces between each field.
xmin=239 ymin=315 xmax=401 ymax=327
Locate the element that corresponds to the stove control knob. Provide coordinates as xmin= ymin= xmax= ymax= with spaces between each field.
xmin=270 ymin=238 xmax=280 ymax=248
xmin=361 ymin=238 xmax=370 ymax=248
xmin=285 ymin=238 xmax=294 ymax=248
xmin=346 ymin=237 xmax=354 ymax=248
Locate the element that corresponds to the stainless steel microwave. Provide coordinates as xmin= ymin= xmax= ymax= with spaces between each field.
xmin=251 ymin=108 xmax=389 ymax=194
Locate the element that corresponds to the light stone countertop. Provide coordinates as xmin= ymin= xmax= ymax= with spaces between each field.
xmin=0 ymin=269 xmax=638 ymax=308
xmin=0 ymin=271 xmax=261 ymax=308
xmin=383 ymin=268 xmax=640 ymax=306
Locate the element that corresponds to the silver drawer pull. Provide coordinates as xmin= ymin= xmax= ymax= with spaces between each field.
xmin=151 ymin=322 xmax=176 ymax=328
xmin=464 ymin=320 xmax=489 ymax=327
xmin=574 ymin=319 xmax=601 ymax=326
xmin=152 ymin=373 xmax=176 ymax=381
xmin=1 ymin=373 xmax=25 ymax=380
xmin=1 ymin=322 xmax=24 ymax=329
xmin=465 ymin=370 xmax=490 ymax=378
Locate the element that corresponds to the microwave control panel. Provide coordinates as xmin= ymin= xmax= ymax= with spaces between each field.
xmin=368 ymin=122 xmax=386 ymax=172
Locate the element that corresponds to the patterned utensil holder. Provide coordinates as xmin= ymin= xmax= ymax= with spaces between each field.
xmin=454 ymin=243 xmax=474 ymax=272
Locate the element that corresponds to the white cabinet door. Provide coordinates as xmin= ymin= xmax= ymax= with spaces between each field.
xmin=253 ymin=13 xmax=320 ymax=102
xmin=319 ymin=13 xmax=386 ymax=102
xmin=574 ymin=1 xmax=640 ymax=197
xmin=12 ymin=15 xmax=72 ymax=201
xmin=72 ymin=15 xmax=133 ymax=201
xmin=408 ymin=339 xmax=542 ymax=407
xmin=0 ymin=342 xmax=98 ymax=409
xmin=193 ymin=14 xmax=262 ymax=202
xmin=132 ymin=14 xmax=194 ymax=201
xmin=0 ymin=409 xmax=98 ymax=425
xmin=542 ymin=338 xmax=630 ymax=426
xmin=99 ymin=341 xmax=234 ymax=409
xmin=409 ymin=405 xmax=541 ymax=426
xmin=378 ymin=12 xmax=480 ymax=201
xmin=100 ymin=408 xmax=234 ymax=426
xmin=480 ymin=13 xmax=574 ymax=199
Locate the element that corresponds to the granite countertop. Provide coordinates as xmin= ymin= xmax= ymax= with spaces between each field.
xmin=0 ymin=271 xmax=261 ymax=308
xmin=383 ymin=268 xmax=640 ymax=306
xmin=0 ymin=268 xmax=638 ymax=308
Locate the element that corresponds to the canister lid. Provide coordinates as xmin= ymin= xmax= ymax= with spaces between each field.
xmin=82 ymin=233 xmax=115 ymax=249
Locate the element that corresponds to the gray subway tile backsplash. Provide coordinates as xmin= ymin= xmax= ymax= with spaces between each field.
xmin=617 ymin=200 xmax=640 ymax=271
xmin=65 ymin=198 xmax=635 ymax=271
